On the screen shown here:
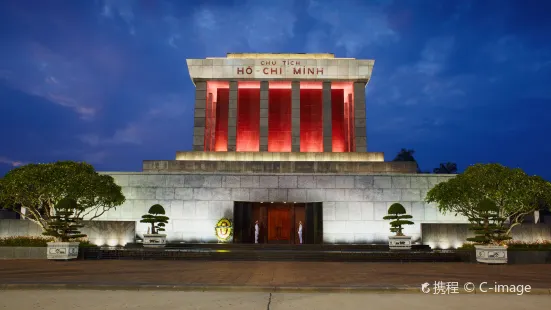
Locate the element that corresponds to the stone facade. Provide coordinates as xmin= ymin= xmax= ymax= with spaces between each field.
xmin=96 ymin=172 xmax=468 ymax=244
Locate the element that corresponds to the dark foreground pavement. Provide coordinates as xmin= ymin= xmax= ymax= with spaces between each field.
xmin=1 ymin=290 xmax=550 ymax=310
xmin=0 ymin=260 xmax=550 ymax=294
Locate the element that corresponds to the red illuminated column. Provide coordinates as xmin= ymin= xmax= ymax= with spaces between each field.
xmin=214 ymin=88 xmax=229 ymax=151
xmin=331 ymin=89 xmax=345 ymax=152
xmin=236 ymin=82 xmax=260 ymax=152
xmin=300 ymin=82 xmax=323 ymax=152
xmin=268 ymin=81 xmax=292 ymax=152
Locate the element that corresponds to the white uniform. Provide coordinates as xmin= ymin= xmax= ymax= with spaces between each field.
xmin=254 ymin=223 xmax=259 ymax=243
xmin=298 ymin=223 xmax=303 ymax=244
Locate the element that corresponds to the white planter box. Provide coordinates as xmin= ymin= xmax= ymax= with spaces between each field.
xmin=143 ymin=234 xmax=167 ymax=248
xmin=47 ymin=242 xmax=79 ymax=260
xmin=388 ymin=235 xmax=412 ymax=250
xmin=475 ymin=245 xmax=508 ymax=264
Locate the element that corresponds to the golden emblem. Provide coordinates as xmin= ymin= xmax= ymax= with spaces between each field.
xmin=215 ymin=218 xmax=233 ymax=242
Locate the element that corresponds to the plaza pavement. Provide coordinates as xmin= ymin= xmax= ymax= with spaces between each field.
xmin=1 ymin=290 xmax=550 ymax=310
xmin=0 ymin=260 xmax=550 ymax=294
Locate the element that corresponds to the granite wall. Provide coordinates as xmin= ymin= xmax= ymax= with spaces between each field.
xmin=96 ymin=172 xmax=468 ymax=244
xmin=0 ymin=219 xmax=135 ymax=246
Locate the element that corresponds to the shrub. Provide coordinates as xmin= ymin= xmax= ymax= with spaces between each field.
xmin=140 ymin=204 xmax=169 ymax=234
xmin=0 ymin=236 xmax=97 ymax=247
xmin=383 ymin=203 xmax=414 ymax=236
xmin=0 ymin=236 xmax=54 ymax=247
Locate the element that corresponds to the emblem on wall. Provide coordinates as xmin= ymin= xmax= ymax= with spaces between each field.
xmin=215 ymin=218 xmax=233 ymax=243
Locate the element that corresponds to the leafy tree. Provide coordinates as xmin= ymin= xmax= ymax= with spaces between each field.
xmin=141 ymin=204 xmax=169 ymax=234
xmin=433 ymin=162 xmax=458 ymax=174
xmin=426 ymin=163 xmax=551 ymax=238
xmin=383 ymin=203 xmax=414 ymax=236
xmin=42 ymin=198 xmax=87 ymax=242
xmin=392 ymin=148 xmax=422 ymax=172
xmin=393 ymin=148 xmax=416 ymax=162
xmin=466 ymin=198 xmax=511 ymax=244
xmin=0 ymin=161 xmax=125 ymax=231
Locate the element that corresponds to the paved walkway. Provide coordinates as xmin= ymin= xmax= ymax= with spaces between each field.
xmin=1 ymin=260 xmax=551 ymax=292
xmin=1 ymin=290 xmax=550 ymax=310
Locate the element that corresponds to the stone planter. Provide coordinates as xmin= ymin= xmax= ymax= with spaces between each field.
xmin=474 ymin=245 xmax=507 ymax=264
xmin=143 ymin=234 xmax=167 ymax=248
xmin=47 ymin=242 xmax=79 ymax=260
xmin=388 ymin=235 xmax=412 ymax=250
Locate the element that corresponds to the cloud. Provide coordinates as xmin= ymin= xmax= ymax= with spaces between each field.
xmin=99 ymin=0 xmax=136 ymax=35
xmin=79 ymin=93 xmax=189 ymax=147
xmin=0 ymin=156 xmax=25 ymax=167
xmin=0 ymin=41 xmax=127 ymax=119
xmin=166 ymin=0 xmax=297 ymax=54
xmin=306 ymin=0 xmax=398 ymax=56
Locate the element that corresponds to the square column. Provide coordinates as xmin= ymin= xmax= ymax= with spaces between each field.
xmin=322 ymin=81 xmax=332 ymax=152
xmin=353 ymin=81 xmax=367 ymax=152
xmin=259 ymin=81 xmax=269 ymax=151
xmin=228 ymin=81 xmax=238 ymax=151
xmin=291 ymin=81 xmax=300 ymax=152
xmin=193 ymin=81 xmax=206 ymax=151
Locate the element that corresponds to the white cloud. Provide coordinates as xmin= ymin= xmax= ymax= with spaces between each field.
xmin=0 ymin=156 xmax=25 ymax=167
xmin=306 ymin=0 xmax=398 ymax=56
xmin=79 ymin=93 xmax=189 ymax=147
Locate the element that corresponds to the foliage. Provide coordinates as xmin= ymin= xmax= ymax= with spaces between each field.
xmin=392 ymin=148 xmax=421 ymax=172
xmin=0 ymin=236 xmax=96 ymax=247
xmin=140 ymin=204 xmax=169 ymax=234
xmin=42 ymin=198 xmax=87 ymax=242
xmin=0 ymin=161 xmax=125 ymax=232
xmin=465 ymin=199 xmax=511 ymax=244
xmin=383 ymin=203 xmax=414 ymax=236
xmin=0 ymin=236 xmax=54 ymax=247
xmin=433 ymin=162 xmax=458 ymax=174
xmin=426 ymin=163 xmax=551 ymax=239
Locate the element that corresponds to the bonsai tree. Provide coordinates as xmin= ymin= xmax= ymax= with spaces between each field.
xmin=426 ymin=163 xmax=551 ymax=238
xmin=0 ymin=161 xmax=125 ymax=233
xmin=383 ymin=203 xmax=414 ymax=236
xmin=140 ymin=204 xmax=169 ymax=234
xmin=466 ymin=198 xmax=511 ymax=245
xmin=42 ymin=198 xmax=87 ymax=242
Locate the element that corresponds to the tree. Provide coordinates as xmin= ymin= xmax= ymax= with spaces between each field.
xmin=466 ymin=198 xmax=511 ymax=244
xmin=433 ymin=162 xmax=458 ymax=174
xmin=141 ymin=204 xmax=169 ymax=234
xmin=392 ymin=148 xmax=422 ymax=172
xmin=0 ymin=161 xmax=125 ymax=231
xmin=392 ymin=148 xmax=416 ymax=162
xmin=42 ymin=198 xmax=87 ymax=242
xmin=383 ymin=203 xmax=414 ymax=236
xmin=425 ymin=163 xmax=551 ymax=238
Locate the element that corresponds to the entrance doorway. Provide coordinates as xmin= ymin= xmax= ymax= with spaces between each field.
xmin=233 ymin=202 xmax=322 ymax=244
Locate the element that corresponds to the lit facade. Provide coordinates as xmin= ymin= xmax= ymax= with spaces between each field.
xmin=94 ymin=53 xmax=469 ymax=246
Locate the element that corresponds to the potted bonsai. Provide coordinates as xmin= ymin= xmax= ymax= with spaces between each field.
xmin=140 ymin=204 xmax=169 ymax=248
xmin=468 ymin=199 xmax=511 ymax=264
xmin=43 ymin=197 xmax=86 ymax=260
xmin=383 ymin=203 xmax=414 ymax=250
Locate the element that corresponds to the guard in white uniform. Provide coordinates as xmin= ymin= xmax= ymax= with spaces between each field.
xmin=298 ymin=221 xmax=303 ymax=244
xmin=254 ymin=220 xmax=259 ymax=244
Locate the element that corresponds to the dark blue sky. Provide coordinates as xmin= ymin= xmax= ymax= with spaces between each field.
xmin=1 ymin=0 xmax=550 ymax=179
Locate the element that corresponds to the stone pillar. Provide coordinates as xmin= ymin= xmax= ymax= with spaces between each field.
xmin=193 ymin=81 xmax=206 ymax=151
xmin=291 ymin=81 xmax=300 ymax=152
xmin=228 ymin=81 xmax=238 ymax=151
xmin=353 ymin=81 xmax=367 ymax=152
xmin=259 ymin=81 xmax=269 ymax=152
xmin=322 ymin=81 xmax=332 ymax=152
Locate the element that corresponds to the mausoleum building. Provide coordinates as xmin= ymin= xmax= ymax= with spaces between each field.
xmin=98 ymin=53 xmax=468 ymax=246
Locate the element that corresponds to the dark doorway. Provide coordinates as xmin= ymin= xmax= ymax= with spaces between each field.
xmin=233 ymin=202 xmax=322 ymax=244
